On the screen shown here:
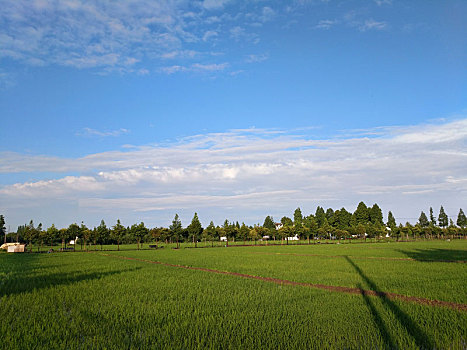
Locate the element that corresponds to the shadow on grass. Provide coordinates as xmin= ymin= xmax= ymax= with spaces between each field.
xmin=345 ymin=256 xmax=433 ymax=349
xmin=397 ymin=248 xmax=467 ymax=262
xmin=0 ymin=267 xmax=141 ymax=298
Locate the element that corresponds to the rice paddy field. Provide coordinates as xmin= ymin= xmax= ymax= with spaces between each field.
xmin=1 ymin=240 xmax=466 ymax=349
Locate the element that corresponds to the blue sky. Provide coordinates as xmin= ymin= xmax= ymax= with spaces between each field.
xmin=1 ymin=0 xmax=466 ymax=229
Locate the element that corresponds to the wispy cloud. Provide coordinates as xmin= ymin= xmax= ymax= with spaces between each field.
xmin=358 ymin=19 xmax=387 ymax=31
xmin=78 ymin=128 xmax=130 ymax=137
xmin=315 ymin=19 xmax=338 ymax=30
xmin=202 ymin=0 xmax=231 ymax=10
xmin=374 ymin=0 xmax=392 ymax=6
xmin=160 ymin=62 xmax=229 ymax=74
xmin=2 ymin=119 xmax=466 ymax=227
xmin=245 ymin=53 xmax=269 ymax=63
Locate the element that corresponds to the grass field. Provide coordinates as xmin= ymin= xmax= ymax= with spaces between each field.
xmin=1 ymin=240 xmax=466 ymax=349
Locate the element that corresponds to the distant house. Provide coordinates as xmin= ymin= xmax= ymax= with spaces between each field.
xmin=274 ymin=222 xmax=283 ymax=230
xmin=220 ymin=236 xmax=227 ymax=242
xmin=287 ymin=235 xmax=299 ymax=241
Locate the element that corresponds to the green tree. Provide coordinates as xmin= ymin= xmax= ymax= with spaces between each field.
xmin=387 ymin=211 xmax=396 ymax=228
xmin=130 ymin=222 xmax=148 ymax=250
xmin=418 ymin=211 xmax=429 ymax=227
xmin=263 ymin=216 xmax=275 ymax=230
xmin=222 ymin=219 xmax=231 ymax=246
xmin=111 ymin=219 xmax=126 ymax=251
xmin=46 ymin=224 xmax=58 ymax=249
xmin=263 ymin=216 xmax=276 ymax=240
xmin=354 ymin=201 xmax=369 ymax=225
xmin=335 ymin=208 xmax=351 ymax=230
xmin=325 ymin=208 xmax=335 ymax=226
xmin=81 ymin=224 xmax=91 ymax=251
xmin=369 ymin=204 xmax=383 ymax=226
xmin=293 ymin=207 xmax=303 ymax=237
xmin=24 ymin=220 xmax=40 ymax=250
xmin=280 ymin=216 xmax=293 ymax=227
xmin=68 ymin=223 xmax=80 ymax=251
xmin=187 ymin=213 xmax=203 ymax=248
xmin=96 ymin=220 xmax=109 ymax=250
xmin=438 ymin=206 xmax=448 ymax=228
xmin=170 ymin=214 xmax=182 ymax=249
xmin=429 ymin=207 xmax=436 ymax=226
xmin=315 ymin=206 xmax=326 ymax=227
xmin=304 ymin=215 xmax=318 ymax=243
xmin=239 ymin=223 xmax=250 ymax=244
xmin=59 ymin=227 xmax=69 ymax=250
xmin=457 ymin=208 xmax=466 ymax=228
xmin=0 ymin=215 xmax=5 ymax=244
xmin=203 ymin=221 xmax=216 ymax=246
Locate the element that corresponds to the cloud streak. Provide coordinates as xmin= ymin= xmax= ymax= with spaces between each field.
xmin=78 ymin=127 xmax=130 ymax=137
xmin=1 ymin=119 xmax=466 ymax=227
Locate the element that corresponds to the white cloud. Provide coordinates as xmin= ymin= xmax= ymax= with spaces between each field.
xmin=202 ymin=0 xmax=230 ymax=10
xmin=1 ymin=119 xmax=466 ymax=227
xmin=374 ymin=0 xmax=392 ymax=6
xmin=245 ymin=53 xmax=269 ymax=63
xmin=359 ymin=19 xmax=387 ymax=31
xmin=160 ymin=62 xmax=228 ymax=74
xmin=78 ymin=127 xmax=130 ymax=137
xmin=315 ymin=20 xmax=338 ymax=30
xmin=202 ymin=30 xmax=218 ymax=42
xmin=260 ymin=7 xmax=275 ymax=22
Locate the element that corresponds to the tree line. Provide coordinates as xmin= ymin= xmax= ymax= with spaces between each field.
xmin=1 ymin=203 xmax=466 ymax=251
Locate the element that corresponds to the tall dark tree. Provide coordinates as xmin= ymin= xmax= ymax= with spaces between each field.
xmin=111 ymin=219 xmax=126 ymax=251
xmin=293 ymin=208 xmax=303 ymax=226
xmin=369 ymin=204 xmax=383 ymax=226
xmin=96 ymin=220 xmax=109 ymax=250
xmin=315 ymin=206 xmax=326 ymax=227
xmin=429 ymin=207 xmax=436 ymax=226
xmin=418 ymin=211 xmax=429 ymax=227
xmin=293 ymin=207 xmax=303 ymax=236
xmin=263 ymin=216 xmax=275 ymax=230
xmin=335 ymin=208 xmax=351 ymax=230
xmin=387 ymin=211 xmax=396 ymax=228
xmin=222 ymin=219 xmax=232 ymax=246
xmin=354 ymin=201 xmax=370 ymax=224
xmin=325 ymin=208 xmax=335 ymax=226
xmin=457 ymin=209 xmax=466 ymax=228
xmin=203 ymin=221 xmax=216 ymax=246
xmin=0 ymin=215 xmax=5 ymax=243
xmin=187 ymin=213 xmax=203 ymax=248
xmin=438 ymin=206 xmax=448 ymax=228
xmin=46 ymin=224 xmax=58 ymax=249
xmin=80 ymin=224 xmax=91 ymax=250
xmin=280 ymin=216 xmax=293 ymax=227
xmin=169 ymin=214 xmax=182 ymax=248
xmin=239 ymin=223 xmax=250 ymax=244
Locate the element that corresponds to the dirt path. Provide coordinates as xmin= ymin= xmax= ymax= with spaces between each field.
xmin=101 ymin=253 xmax=467 ymax=312
xmin=249 ymin=251 xmax=467 ymax=263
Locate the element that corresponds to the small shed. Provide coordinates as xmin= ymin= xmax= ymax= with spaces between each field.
xmin=7 ymin=244 xmax=25 ymax=253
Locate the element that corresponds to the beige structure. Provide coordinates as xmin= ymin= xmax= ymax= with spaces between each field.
xmin=1 ymin=243 xmax=25 ymax=253
xmin=7 ymin=245 xmax=25 ymax=253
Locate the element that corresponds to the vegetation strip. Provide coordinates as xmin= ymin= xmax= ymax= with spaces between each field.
xmin=102 ymin=253 xmax=467 ymax=312
xmin=249 ymin=251 xmax=467 ymax=263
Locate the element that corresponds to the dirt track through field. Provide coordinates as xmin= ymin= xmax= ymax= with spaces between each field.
xmin=101 ymin=253 xmax=467 ymax=312
xmin=249 ymin=251 xmax=467 ymax=263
